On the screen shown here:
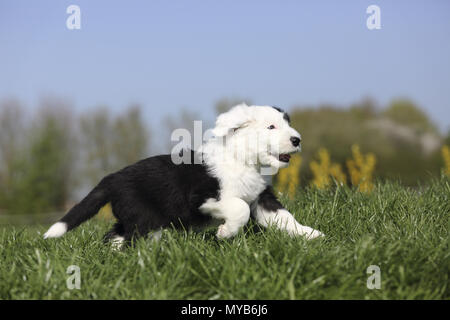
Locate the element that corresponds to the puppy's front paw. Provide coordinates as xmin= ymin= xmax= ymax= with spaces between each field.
xmin=290 ymin=225 xmax=325 ymax=240
xmin=216 ymin=224 xmax=232 ymax=239
xmin=304 ymin=229 xmax=325 ymax=240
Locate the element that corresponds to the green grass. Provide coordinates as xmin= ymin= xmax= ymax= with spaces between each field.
xmin=1 ymin=179 xmax=449 ymax=300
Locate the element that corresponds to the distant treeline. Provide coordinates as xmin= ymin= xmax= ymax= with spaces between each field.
xmin=288 ymin=98 xmax=447 ymax=185
xmin=0 ymin=98 xmax=149 ymax=215
xmin=0 ymin=97 xmax=448 ymax=215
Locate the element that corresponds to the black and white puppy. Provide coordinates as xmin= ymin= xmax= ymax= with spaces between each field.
xmin=44 ymin=104 xmax=324 ymax=247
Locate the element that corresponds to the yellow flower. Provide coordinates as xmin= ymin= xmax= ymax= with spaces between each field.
xmin=275 ymin=154 xmax=302 ymax=198
xmin=346 ymin=144 xmax=376 ymax=192
xmin=309 ymin=148 xmax=349 ymax=189
xmin=330 ymin=163 xmax=347 ymax=186
xmin=97 ymin=202 xmax=114 ymax=220
xmin=310 ymin=148 xmax=330 ymax=189
xmin=442 ymin=145 xmax=450 ymax=177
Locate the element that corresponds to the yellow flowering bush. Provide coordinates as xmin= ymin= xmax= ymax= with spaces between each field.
xmin=329 ymin=163 xmax=347 ymax=186
xmin=309 ymin=148 xmax=347 ymax=189
xmin=346 ymin=144 xmax=376 ymax=192
xmin=97 ymin=202 xmax=115 ymax=220
xmin=275 ymin=154 xmax=302 ymax=198
xmin=310 ymin=148 xmax=331 ymax=189
xmin=442 ymin=145 xmax=450 ymax=177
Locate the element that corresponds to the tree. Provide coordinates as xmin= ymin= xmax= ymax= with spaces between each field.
xmin=80 ymin=106 xmax=150 ymax=186
xmin=80 ymin=108 xmax=115 ymax=184
xmin=383 ymin=99 xmax=438 ymax=134
xmin=113 ymin=106 xmax=149 ymax=166
xmin=5 ymin=105 xmax=76 ymax=214
xmin=288 ymin=98 xmax=443 ymax=186
xmin=0 ymin=99 xmax=25 ymax=210
xmin=162 ymin=109 xmax=203 ymax=154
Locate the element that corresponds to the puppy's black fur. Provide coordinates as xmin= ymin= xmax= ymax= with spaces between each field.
xmin=256 ymin=186 xmax=284 ymax=212
xmin=60 ymin=150 xmax=220 ymax=243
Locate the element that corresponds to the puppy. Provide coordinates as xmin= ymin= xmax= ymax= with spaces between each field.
xmin=44 ymin=104 xmax=324 ymax=247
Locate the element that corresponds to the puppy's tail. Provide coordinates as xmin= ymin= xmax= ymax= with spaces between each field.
xmin=43 ymin=178 xmax=111 ymax=239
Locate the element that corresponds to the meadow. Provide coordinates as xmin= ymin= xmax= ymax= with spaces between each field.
xmin=0 ymin=178 xmax=448 ymax=300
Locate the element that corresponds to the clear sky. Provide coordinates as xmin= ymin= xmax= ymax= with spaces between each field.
xmin=1 ymin=0 xmax=449 ymax=131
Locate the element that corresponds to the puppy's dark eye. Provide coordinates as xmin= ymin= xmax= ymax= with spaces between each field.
xmin=268 ymin=125 xmax=276 ymax=129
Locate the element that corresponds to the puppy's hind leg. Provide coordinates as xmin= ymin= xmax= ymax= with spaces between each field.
xmin=111 ymin=196 xmax=164 ymax=247
xmin=103 ymin=221 xmax=124 ymax=242
xmin=103 ymin=222 xmax=126 ymax=250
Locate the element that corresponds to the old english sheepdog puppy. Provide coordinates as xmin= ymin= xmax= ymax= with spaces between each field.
xmin=44 ymin=104 xmax=324 ymax=247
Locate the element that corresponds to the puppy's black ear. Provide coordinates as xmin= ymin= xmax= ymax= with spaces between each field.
xmin=212 ymin=103 xmax=251 ymax=137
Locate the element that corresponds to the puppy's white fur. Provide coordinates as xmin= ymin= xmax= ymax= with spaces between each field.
xmin=43 ymin=222 xmax=67 ymax=239
xmin=199 ymin=104 xmax=322 ymax=239
xmin=254 ymin=207 xmax=324 ymax=240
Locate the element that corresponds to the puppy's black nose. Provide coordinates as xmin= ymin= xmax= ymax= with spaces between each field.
xmin=290 ymin=136 xmax=301 ymax=147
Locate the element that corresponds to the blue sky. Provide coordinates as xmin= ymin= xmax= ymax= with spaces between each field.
xmin=1 ymin=0 xmax=449 ymax=131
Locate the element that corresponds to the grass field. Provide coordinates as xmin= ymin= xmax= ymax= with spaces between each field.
xmin=0 ymin=178 xmax=449 ymax=300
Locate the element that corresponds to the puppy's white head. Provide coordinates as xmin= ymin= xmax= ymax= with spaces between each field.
xmin=212 ymin=103 xmax=301 ymax=169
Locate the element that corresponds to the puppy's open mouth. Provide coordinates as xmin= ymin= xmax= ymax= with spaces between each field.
xmin=278 ymin=154 xmax=291 ymax=163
